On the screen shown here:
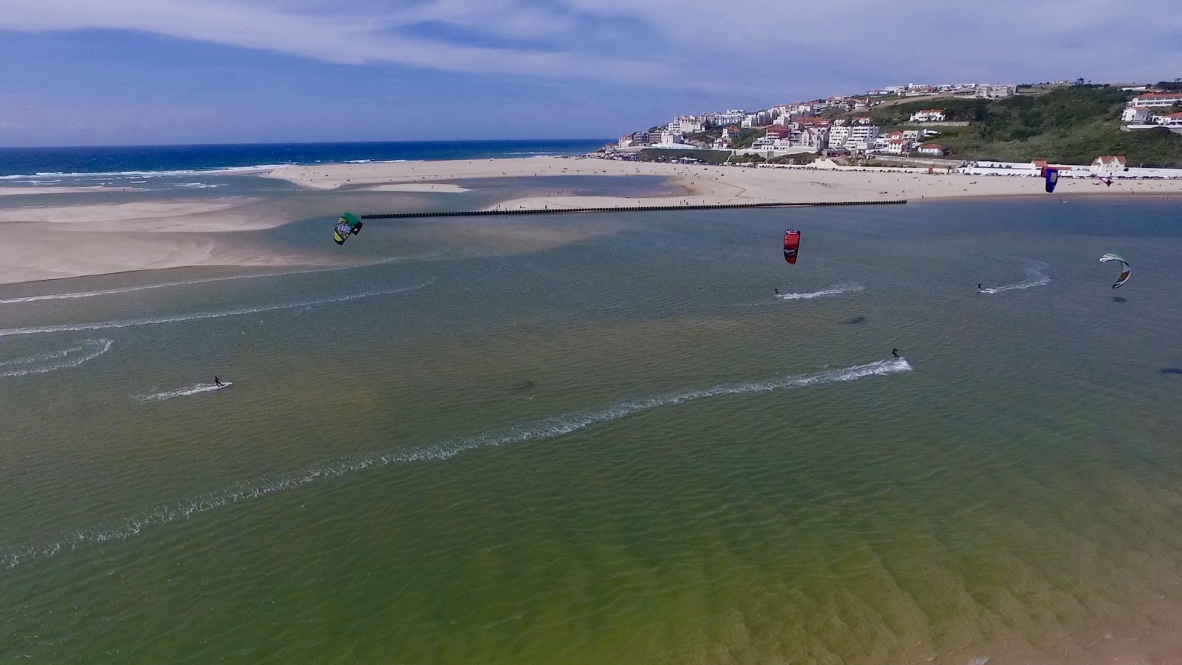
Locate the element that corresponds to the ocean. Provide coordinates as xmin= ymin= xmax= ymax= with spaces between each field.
xmin=0 ymin=139 xmax=609 ymax=181
xmin=1 ymin=166 xmax=1182 ymax=663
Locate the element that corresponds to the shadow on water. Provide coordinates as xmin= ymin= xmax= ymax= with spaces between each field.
xmin=841 ymin=316 xmax=867 ymax=325
xmin=1160 ymin=368 xmax=1182 ymax=375
xmin=1113 ymin=296 xmax=1128 ymax=303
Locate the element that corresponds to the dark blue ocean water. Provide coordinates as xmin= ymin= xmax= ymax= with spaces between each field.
xmin=0 ymin=140 xmax=608 ymax=179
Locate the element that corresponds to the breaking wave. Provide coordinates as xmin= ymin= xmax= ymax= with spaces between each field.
xmin=133 ymin=382 xmax=232 ymax=402
xmin=0 ymin=258 xmax=422 ymax=306
xmin=0 ymin=339 xmax=113 ymax=378
xmin=777 ymin=284 xmax=865 ymax=301
xmin=0 ymin=358 xmax=911 ymax=569
xmin=979 ymin=262 xmax=1051 ymax=294
xmin=0 ymin=280 xmax=433 ymax=339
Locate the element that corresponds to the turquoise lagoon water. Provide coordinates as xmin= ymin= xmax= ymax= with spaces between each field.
xmin=1 ymin=184 xmax=1182 ymax=663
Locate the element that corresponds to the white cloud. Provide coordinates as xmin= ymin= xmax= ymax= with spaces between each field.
xmin=0 ymin=0 xmax=670 ymax=82
xmin=3 ymin=0 xmax=1182 ymax=98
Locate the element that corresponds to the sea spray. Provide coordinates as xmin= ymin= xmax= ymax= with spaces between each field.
xmin=133 ymin=382 xmax=233 ymax=402
xmin=0 ymin=258 xmax=432 ymax=306
xmin=1 ymin=358 xmax=911 ymax=569
xmin=776 ymin=284 xmax=865 ymax=301
xmin=0 ymin=339 xmax=113 ymax=378
xmin=979 ymin=262 xmax=1051 ymax=294
xmin=0 ymin=280 xmax=434 ymax=338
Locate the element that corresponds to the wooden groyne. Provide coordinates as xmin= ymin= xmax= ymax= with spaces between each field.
xmin=360 ymin=199 xmax=906 ymax=220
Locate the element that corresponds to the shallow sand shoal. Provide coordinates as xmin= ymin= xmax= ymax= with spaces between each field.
xmin=0 ymin=225 xmax=310 ymax=285
xmin=0 ymin=199 xmax=286 ymax=233
xmin=265 ymin=156 xmax=1182 ymax=208
xmin=0 ymin=198 xmax=318 ymax=285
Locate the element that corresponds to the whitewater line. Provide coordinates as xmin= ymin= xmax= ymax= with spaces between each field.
xmin=0 ymin=339 xmax=114 ymax=378
xmin=0 ymin=281 xmax=434 ymax=338
xmin=133 ymin=382 xmax=233 ymax=402
xmin=777 ymin=284 xmax=865 ymax=301
xmin=0 ymin=358 xmax=911 ymax=569
xmin=0 ymin=257 xmax=425 ymax=306
xmin=979 ymin=262 xmax=1051 ymax=294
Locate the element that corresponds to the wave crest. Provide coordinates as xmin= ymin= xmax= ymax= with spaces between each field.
xmin=1 ymin=358 xmax=911 ymax=569
xmin=0 ymin=339 xmax=113 ymax=378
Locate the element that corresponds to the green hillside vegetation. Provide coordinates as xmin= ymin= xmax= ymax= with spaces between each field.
xmin=868 ymin=86 xmax=1182 ymax=166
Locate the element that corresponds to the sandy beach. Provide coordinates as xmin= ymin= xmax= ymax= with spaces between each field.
xmin=3 ymin=156 xmax=1181 ymax=286
xmin=265 ymin=156 xmax=1182 ymax=208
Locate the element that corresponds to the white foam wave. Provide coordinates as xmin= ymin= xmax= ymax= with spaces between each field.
xmin=0 ymin=259 xmax=418 ymax=306
xmin=0 ymin=281 xmax=433 ymax=339
xmin=979 ymin=263 xmax=1051 ymax=294
xmin=0 ymin=164 xmax=296 ymax=181
xmin=777 ymin=285 xmax=865 ymax=301
xmin=0 ymin=358 xmax=911 ymax=569
xmin=134 ymin=382 xmax=232 ymax=402
xmin=170 ymin=182 xmax=223 ymax=189
xmin=0 ymin=339 xmax=113 ymax=378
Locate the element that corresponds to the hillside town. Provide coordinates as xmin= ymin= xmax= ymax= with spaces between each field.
xmin=607 ymin=80 xmax=1182 ymax=178
xmin=612 ymin=82 xmax=1019 ymax=158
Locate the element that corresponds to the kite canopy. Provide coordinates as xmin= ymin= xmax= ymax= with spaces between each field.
xmin=333 ymin=212 xmax=363 ymax=245
xmin=783 ymin=229 xmax=801 ymax=264
xmin=1100 ymin=253 xmax=1131 ymax=289
xmin=1043 ymin=167 xmax=1059 ymax=193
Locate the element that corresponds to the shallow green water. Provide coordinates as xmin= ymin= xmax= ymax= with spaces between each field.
xmin=2 ymin=185 xmax=1182 ymax=663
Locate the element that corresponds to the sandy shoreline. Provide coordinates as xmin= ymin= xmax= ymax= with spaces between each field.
xmin=1 ymin=156 xmax=1180 ymax=286
xmin=265 ymin=156 xmax=1182 ymax=209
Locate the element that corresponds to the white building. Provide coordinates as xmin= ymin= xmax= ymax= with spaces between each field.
xmin=708 ymin=110 xmax=746 ymax=127
xmin=1129 ymin=92 xmax=1182 ymax=108
xmin=827 ymin=125 xmax=850 ymax=148
xmin=658 ymin=130 xmax=684 ymax=145
xmin=1122 ymin=106 xmax=1153 ymax=124
xmin=909 ymin=109 xmax=946 ymax=122
xmin=846 ymin=125 xmax=880 ymax=151
xmin=1156 ymin=112 xmax=1182 ymax=126
xmin=916 ymin=144 xmax=946 ymax=156
xmin=975 ymin=84 xmax=1017 ymax=99
xmin=669 ymin=116 xmax=705 ymax=134
xmin=1090 ymin=156 xmax=1127 ymax=176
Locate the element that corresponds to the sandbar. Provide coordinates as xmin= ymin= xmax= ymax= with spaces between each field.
xmin=0 ymin=198 xmax=311 ymax=285
xmin=265 ymin=156 xmax=1182 ymax=209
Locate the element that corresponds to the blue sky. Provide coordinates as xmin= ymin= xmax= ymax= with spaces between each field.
xmin=2 ymin=0 xmax=1181 ymax=147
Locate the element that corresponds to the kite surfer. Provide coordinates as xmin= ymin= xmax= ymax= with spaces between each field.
xmin=977 ymin=283 xmax=982 ymax=290
xmin=214 ymin=376 xmax=224 ymax=388
xmin=774 ymin=288 xmax=779 ymax=294
xmin=891 ymin=349 xmax=899 ymax=358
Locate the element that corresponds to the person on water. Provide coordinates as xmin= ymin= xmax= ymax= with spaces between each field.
xmin=214 ymin=376 xmax=224 ymax=388
xmin=891 ymin=349 xmax=899 ymax=358
xmin=977 ymin=283 xmax=982 ymax=290
xmin=774 ymin=288 xmax=779 ymax=294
